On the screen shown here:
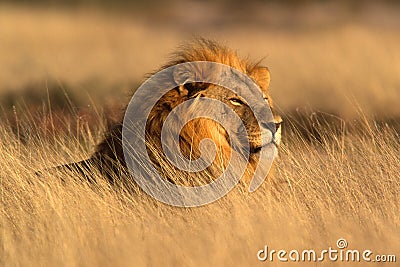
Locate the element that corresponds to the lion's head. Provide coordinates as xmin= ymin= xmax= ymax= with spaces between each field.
xmin=137 ymin=39 xmax=282 ymax=186
xmin=48 ymin=39 xmax=282 ymax=189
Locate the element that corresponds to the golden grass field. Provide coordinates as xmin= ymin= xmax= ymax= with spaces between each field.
xmin=1 ymin=2 xmax=399 ymax=266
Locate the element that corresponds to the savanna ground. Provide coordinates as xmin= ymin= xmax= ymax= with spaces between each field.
xmin=1 ymin=1 xmax=399 ymax=266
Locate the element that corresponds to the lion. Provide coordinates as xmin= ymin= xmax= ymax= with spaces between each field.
xmin=55 ymin=39 xmax=282 ymax=188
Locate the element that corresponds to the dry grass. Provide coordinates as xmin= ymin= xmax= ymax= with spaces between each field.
xmin=1 ymin=3 xmax=400 ymax=266
xmin=1 ymin=112 xmax=399 ymax=266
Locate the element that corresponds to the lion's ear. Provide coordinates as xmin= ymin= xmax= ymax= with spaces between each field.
xmin=252 ymin=66 xmax=271 ymax=90
xmin=172 ymin=63 xmax=210 ymax=96
xmin=173 ymin=64 xmax=195 ymax=95
xmin=173 ymin=64 xmax=192 ymax=85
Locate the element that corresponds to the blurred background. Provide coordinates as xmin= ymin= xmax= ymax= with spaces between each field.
xmin=1 ymin=0 xmax=400 ymax=135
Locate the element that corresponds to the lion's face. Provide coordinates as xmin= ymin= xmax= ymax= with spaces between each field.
xmin=172 ymin=65 xmax=282 ymax=155
xmin=144 ymin=65 xmax=281 ymax=184
xmin=142 ymin=40 xmax=282 ymax=185
xmin=179 ymin=85 xmax=281 ymax=154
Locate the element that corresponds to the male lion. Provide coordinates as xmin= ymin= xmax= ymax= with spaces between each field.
xmin=57 ymin=39 xmax=282 ymax=188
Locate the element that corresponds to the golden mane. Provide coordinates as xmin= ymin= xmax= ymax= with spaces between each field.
xmin=52 ymin=39 xmax=282 ymax=189
xmin=162 ymin=39 xmax=260 ymax=75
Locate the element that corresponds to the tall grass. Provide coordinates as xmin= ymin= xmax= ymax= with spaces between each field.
xmin=1 ymin=112 xmax=399 ymax=266
xmin=1 ymin=3 xmax=399 ymax=266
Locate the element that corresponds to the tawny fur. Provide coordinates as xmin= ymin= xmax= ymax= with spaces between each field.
xmin=56 ymin=39 xmax=282 ymax=187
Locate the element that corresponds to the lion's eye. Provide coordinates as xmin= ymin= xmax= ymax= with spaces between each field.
xmin=263 ymin=97 xmax=269 ymax=102
xmin=230 ymin=98 xmax=245 ymax=106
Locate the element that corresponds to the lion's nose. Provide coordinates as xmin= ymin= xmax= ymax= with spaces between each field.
xmin=275 ymin=121 xmax=282 ymax=131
